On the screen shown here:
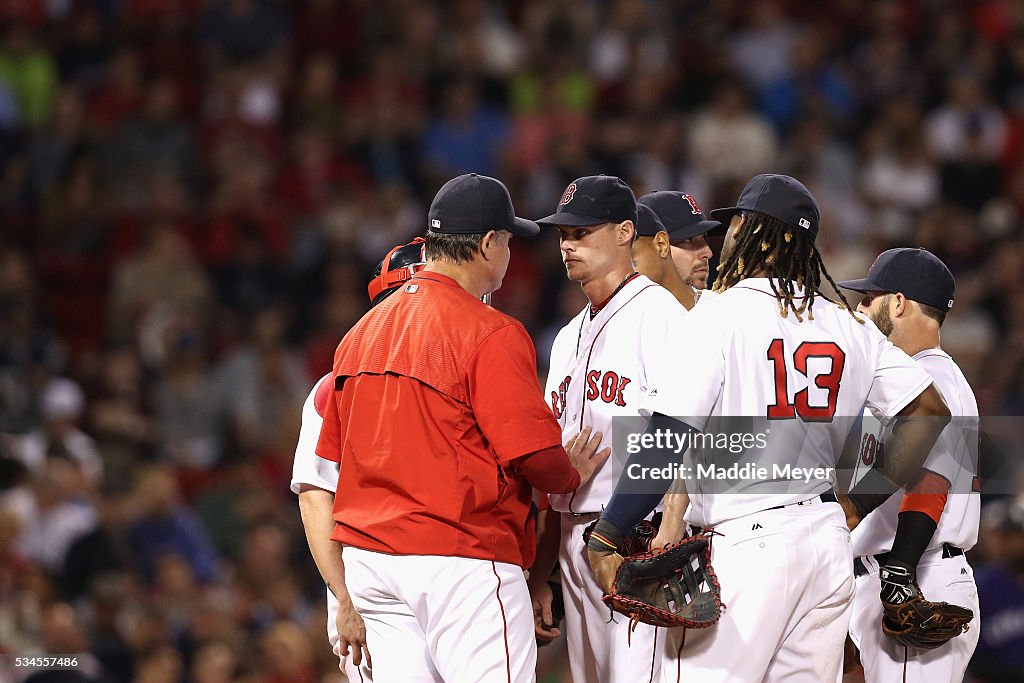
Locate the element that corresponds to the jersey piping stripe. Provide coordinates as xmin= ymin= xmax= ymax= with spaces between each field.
xmin=674 ymin=628 xmax=686 ymax=682
xmin=648 ymin=626 xmax=658 ymax=683
xmin=733 ymin=285 xmax=807 ymax=299
xmin=572 ymin=283 xmax=658 ymax=513
xmin=574 ymin=311 xmax=585 ymax=356
xmin=491 ymin=561 xmax=511 ymax=683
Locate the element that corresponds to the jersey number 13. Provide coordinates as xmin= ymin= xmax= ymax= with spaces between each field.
xmin=766 ymin=339 xmax=846 ymax=422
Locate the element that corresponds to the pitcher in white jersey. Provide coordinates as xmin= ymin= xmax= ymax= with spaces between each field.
xmin=585 ymin=174 xmax=951 ymax=683
xmin=838 ymin=247 xmax=980 ymax=682
xmin=532 ymin=174 xmax=689 ymax=682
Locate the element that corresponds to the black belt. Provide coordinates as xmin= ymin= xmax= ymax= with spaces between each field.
xmin=766 ymin=488 xmax=839 ymax=511
xmin=854 ymin=543 xmax=964 ymax=577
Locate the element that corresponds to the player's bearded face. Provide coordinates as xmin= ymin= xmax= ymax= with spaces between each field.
xmin=670 ymin=236 xmax=713 ymax=289
xmin=858 ymin=292 xmax=894 ymax=336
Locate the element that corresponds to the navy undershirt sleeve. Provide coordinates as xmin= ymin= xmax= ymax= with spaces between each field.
xmin=599 ymin=412 xmax=698 ymax=537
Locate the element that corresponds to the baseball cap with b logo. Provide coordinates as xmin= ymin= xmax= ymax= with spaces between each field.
xmin=709 ymin=174 xmax=820 ymax=241
xmin=837 ymin=248 xmax=955 ymax=312
xmin=537 ymin=175 xmax=638 ymax=228
xmin=638 ymin=191 xmax=722 ymax=240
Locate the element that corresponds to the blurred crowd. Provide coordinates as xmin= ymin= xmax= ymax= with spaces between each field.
xmin=1 ymin=1 xmax=1024 ymax=681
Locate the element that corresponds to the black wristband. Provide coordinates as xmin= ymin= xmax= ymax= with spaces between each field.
xmin=586 ymin=519 xmax=625 ymax=553
xmin=846 ymin=466 xmax=899 ymax=518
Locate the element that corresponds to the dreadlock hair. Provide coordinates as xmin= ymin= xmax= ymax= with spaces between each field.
xmin=713 ymin=211 xmax=862 ymax=323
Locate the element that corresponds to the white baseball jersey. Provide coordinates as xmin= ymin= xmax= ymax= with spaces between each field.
xmin=694 ymin=286 xmax=719 ymax=306
xmin=644 ymin=278 xmax=934 ymax=528
xmin=291 ymin=374 xmax=371 ymax=682
xmin=850 ymin=348 xmax=980 ymax=557
xmin=545 ymin=273 xmax=689 ymax=514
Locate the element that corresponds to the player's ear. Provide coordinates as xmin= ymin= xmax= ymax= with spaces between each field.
xmin=654 ymin=232 xmax=671 ymax=257
xmin=616 ymin=220 xmax=635 ymax=246
xmin=479 ymin=230 xmax=499 ymax=259
xmin=892 ymin=292 xmax=908 ymax=318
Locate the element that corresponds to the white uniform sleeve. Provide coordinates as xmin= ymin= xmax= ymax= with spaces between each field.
xmin=918 ymin=422 xmax=963 ymax=486
xmin=639 ymin=303 xmax=723 ymax=431
xmin=915 ymin=357 xmax=977 ymax=492
xmin=290 ymin=378 xmax=340 ymax=495
xmin=864 ymin=337 xmax=933 ymax=425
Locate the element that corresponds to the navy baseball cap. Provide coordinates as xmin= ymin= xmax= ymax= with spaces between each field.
xmin=634 ymin=203 xmax=668 ymax=237
xmin=709 ymin=174 xmax=820 ymax=241
xmin=638 ymin=191 xmax=722 ymax=241
xmin=537 ymin=175 xmax=638 ymax=228
xmin=837 ymin=248 xmax=955 ymax=311
xmin=428 ymin=173 xmax=540 ymax=237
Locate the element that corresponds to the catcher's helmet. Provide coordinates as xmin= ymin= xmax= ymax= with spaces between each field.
xmin=367 ymin=237 xmax=427 ymax=307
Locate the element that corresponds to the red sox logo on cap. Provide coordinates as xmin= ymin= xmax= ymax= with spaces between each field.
xmin=681 ymin=193 xmax=702 ymax=215
xmin=560 ymin=183 xmax=578 ymax=206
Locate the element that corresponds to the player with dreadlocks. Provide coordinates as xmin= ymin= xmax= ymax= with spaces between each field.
xmin=586 ymin=174 xmax=951 ymax=681
xmin=710 ymin=195 xmax=858 ymax=323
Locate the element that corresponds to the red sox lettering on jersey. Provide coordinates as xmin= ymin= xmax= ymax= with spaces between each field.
xmin=551 ymin=371 xmax=631 ymax=418
xmin=858 ymin=431 xmax=883 ymax=468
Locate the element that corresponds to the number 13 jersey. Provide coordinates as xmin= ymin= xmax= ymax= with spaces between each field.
xmin=643 ymin=278 xmax=933 ymax=528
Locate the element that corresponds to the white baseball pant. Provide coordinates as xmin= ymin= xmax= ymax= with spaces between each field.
xmin=559 ymin=513 xmax=662 ymax=683
xmin=848 ymin=547 xmax=979 ymax=682
xmin=662 ymin=499 xmax=854 ymax=683
xmin=342 ymin=547 xmax=536 ymax=683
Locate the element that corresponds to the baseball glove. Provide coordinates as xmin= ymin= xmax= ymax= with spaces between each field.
xmin=879 ymin=564 xmax=973 ymax=650
xmin=603 ymin=531 xmax=723 ymax=629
